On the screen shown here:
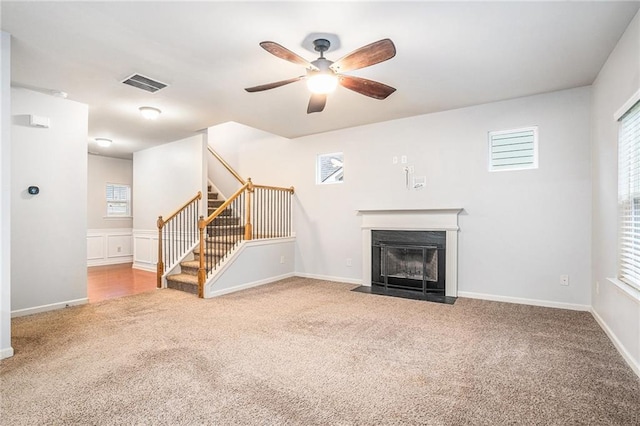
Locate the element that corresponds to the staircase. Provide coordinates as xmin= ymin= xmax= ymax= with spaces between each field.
xmin=165 ymin=186 xmax=242 ymax=294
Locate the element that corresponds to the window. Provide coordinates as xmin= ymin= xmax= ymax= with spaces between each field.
xmin=617 ymin=100 xmax=640 ymax=291
xmin=106 ymin=183 xmax=131 ymax=217
xmin=316 ymin=152 xmax=344 ymax=184
xmin=488 ymin=126 xmax=538 ymax=172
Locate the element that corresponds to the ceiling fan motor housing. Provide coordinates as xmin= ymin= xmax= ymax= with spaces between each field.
xmin=313 ymin=38 xmax=331 ymax=54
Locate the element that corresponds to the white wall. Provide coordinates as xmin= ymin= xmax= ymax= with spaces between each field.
xmin=591 ymin=10 xmax=640 ymax=375
xmin=212 ymin=86 xmax=592 ymax=309
xmin=207 ymin=122 xmax=272 ymax=197
xmin=87 ymin=155 xmax=133 ymax=266
xmin=132 ymin=134 xmax=206 ymax=271
xmin=11 ymin=87 xmax=88 ymax=316
xmin=87 ymin=154 xmax=133 ymax=229
xmin=0 ymin=32 xmax=13 ymax=358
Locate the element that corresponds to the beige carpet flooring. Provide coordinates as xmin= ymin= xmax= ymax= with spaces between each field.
xmin=1 ymin=277 xmax=639 ymax=425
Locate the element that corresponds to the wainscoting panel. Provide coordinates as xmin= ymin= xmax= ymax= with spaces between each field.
xmin=87 ymin=229 xmax=133 ymax=266
xmin=133 ymin=229 xmax=158 ymax=272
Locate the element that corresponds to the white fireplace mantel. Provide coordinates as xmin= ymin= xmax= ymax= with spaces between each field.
xmin=357 ymin=208 xmax=463 ymax=297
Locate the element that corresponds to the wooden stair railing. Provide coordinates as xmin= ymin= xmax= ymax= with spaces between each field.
xmin=156 ymin=192 xmax=202 ymax=288
xmin=197 ymin=178 xmax=294 ymax=297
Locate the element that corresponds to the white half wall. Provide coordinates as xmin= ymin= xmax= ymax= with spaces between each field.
xmin=590 ymin=10 xmax=640 ymax=375
xmin=205 ymin=237 xmax=295 ymax=298
xmin=132 ymin=134 xmax=207 ymax=270
xmin=11 ymin=87 xmax=88 ymax=313
xmin=1 ymin=32 xmax=13 ymax=359
xmin=211 ymin=86 xmax=592 ymax=309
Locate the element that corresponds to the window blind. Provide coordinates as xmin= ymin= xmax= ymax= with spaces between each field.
xmin=618 ymin=100 xmax=640 ymax=290
xmin=488 ymin=127 xmax=538 ymax=171
xmin=106 ymin=184 xmax=130 ymax=216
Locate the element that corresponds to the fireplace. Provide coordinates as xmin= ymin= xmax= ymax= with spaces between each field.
xmin=372 ymin=230 xmax=446 ymax=296
xmin=357 ymin=208 xmax=462 ymax=299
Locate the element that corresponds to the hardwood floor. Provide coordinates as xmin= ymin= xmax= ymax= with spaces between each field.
xmin=87 ymin=263 xmax=157 ymax=303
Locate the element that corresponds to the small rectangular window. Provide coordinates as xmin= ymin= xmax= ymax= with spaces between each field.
xmin=488 ymin=126 xmax=538 ymax=172
xmin=316 ymin=152 xmax=344 ymax=184
xmin=106 ymin=183 xmax=131 ymax=217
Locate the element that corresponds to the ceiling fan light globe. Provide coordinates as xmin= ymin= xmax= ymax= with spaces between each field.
xmin=306 ymin=74 xmax=338 ymax=94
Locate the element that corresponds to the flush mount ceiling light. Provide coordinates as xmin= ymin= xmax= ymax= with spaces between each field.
xmin=95 ymin=138 xmax=112 ymax=148
xmin=139 ymin=106 xmax=161 ymax=120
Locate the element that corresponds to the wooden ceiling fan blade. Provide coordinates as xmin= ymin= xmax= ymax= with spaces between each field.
xmin=259 ymin=41 xmax=317 ymax=69
xmin=307 ymin=94 xmax=327 ymax=114
xmin=244 ymin=76 xmax=304 ymax=92
xmin=339 ymin=75 xmax=396 ymax=100
xmin=330 ymin=39 xmax=396 ymax=73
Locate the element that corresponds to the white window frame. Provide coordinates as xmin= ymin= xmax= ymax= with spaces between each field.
xmin=488 ymin=126 xmax=538 ymax=172
xmin=105 ymin=183 xmax=131 ymax=218
xmin=614 ymin=90 xmax=640 ymax=296
xmin=316 ymin=152 xmax=344 ymax=185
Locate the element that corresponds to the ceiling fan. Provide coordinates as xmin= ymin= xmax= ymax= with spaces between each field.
xmin=245 ymin=38 xmax=397 ymax=114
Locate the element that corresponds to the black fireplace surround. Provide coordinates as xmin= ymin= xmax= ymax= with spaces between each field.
xmin=371 ymin=230 xmax=446 ymax=296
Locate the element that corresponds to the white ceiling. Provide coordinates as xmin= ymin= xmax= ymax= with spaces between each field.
xmin=2 ymin=1 xmax=639 ymax=159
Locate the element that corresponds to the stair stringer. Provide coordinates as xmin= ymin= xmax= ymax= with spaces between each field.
xmin=204 ymin=236 xmax=296 ymax=298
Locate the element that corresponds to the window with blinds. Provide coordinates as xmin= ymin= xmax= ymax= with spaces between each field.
xmin=617 ymin=100 xmax=640 ymax=291
xmin=488 ymin=127 xmax=538 ymax=172
xmin=106 ymin=183 xmax=131 ymax=217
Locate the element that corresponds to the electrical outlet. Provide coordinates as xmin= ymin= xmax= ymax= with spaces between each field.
xmin=280 ymin=256 xmax=285 ymax=264
xmin=560 ymin=274 xmax=569 ymax=286
xmin=117 ymin=246 xmax=122 ymax=253
xmin=408 ymin=165 xmax=415 ymax=173
xmin=346 ymin=258 xmax=352 ymax=267
xmin=401 ymin=155 xmax=408 ymax=164
xmin=392 ymin=156 xmax=398 ymax=164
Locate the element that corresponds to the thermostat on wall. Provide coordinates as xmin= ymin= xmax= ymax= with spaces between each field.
xmin=29 ymin=115 xmax=50 ymax=128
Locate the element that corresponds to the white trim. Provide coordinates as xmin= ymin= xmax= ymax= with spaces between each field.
xmin=133 ymin=263 xmax=156 ymax=272
xmin=606 ymin=277 xmax=640 ymax=303
xmin=102 ymin=216 xmax=133 ymax=220
xmin=87 ymin=228 xmax=133 ymax=267
xmin=295 ymin=272 xmax=361 ymax=285
xmin=614 ymin=88 xmax=640 ymax=121
xmin=0 ymin=347 xmax=14 ymax=359
xmin=457 ymin=291 xmax=590 ymax=312
xmin=208 ymin=272 xmax=296 ymax=298
xmin=591 ymin=308 xmax=640 ymax=378
xmin=11 ymin=298 xmax=88 ymax=318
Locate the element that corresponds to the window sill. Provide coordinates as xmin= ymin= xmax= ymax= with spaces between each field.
xmin=103 ymin=216 xmax=133 ymax=220
xmin=606 ymin=277 xmax=640 ymax=303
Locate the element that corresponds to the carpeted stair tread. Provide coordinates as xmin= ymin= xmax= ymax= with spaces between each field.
xmin=166 ymin=273 xmax=199 ymax=284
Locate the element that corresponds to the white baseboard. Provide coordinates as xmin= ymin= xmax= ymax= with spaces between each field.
xmin=457 ymin=291 xmax=590 ymax=312
xmin=11 ymin=298 xmax=88 ymax=318
xmin=88 ymin=256 xmax=133 ymax=267
xmin=132 ymin=262 xmax=156 ymax=272
xmin=295 ymin=272 xmax=362 ymax=286
xmin=0 ymin=347 xmax=14 ymax=360
xmin=591 ymin=308 xmax=640 ymax=378
xmin=207 ymin=272 xmax=295 ymax=298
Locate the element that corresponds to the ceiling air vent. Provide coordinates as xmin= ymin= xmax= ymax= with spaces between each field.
xmin=121 ymin=73 xmax=168 ymax=93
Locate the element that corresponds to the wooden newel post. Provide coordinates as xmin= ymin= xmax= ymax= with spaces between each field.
xmin=156 ymin=216 xmax=164 ymax=288
xmin=245 ymin=178 xmax=254 ymax=241
xmin=197 ymin=216 xmax=206 ymax=298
